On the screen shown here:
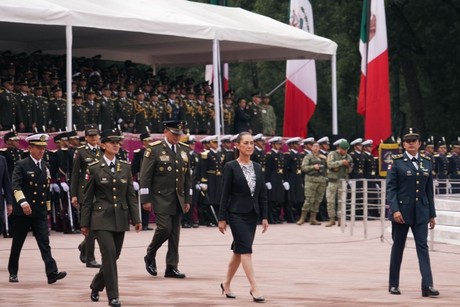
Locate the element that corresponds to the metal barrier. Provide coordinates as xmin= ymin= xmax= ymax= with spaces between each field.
xmin=338 ymin=179 xmax=387 ymax=241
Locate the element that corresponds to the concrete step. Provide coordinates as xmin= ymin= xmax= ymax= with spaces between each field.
xmin=431 ymin=224 xmax=460 ymax=246
xmin=435 ymin=196 xmax=460 ymax=211
xmin=435 ymin=210 xmax=460 ymax=226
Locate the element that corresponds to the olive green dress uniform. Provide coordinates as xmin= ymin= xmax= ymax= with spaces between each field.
xmin=183 ymin=99 xmax=197 ymax=134
xmin=17 ymin=92 xmax=35 ymax=132
xmin=223 ymin=103 xmax=235 ymax=134
xmin=99 ymin=96 xmax=116 ymax=130
xmin=49 ymin=96 xmax=67 ymax=131
xmin=326 ymin=150 xmax=353 ymax=221
xmin=149 ymin=98 xmax=165 ymax=133
xmin=247 ymin=102 xmax=262 ymax=134
xmin=84 ymin=100 xmax=101 ymax=127
xmin=33 ymin=92 xmax=50 ymax=132
xmin=0 ymin=85 xmax=22 ymax=131
xmin=139 ymin=140 xmax=192 ymax=271
xmin=81 ymin=158 xmax=140 ymax=301
xmin=298 ymin=152 xmax=327 ymax=224
xmin=72 ymin=104 xmax=89 ymax=131
xmin=71 ymin=144 xmax=101 ymax=264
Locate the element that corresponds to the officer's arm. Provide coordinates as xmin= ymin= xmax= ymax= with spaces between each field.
xmin=126 ymin=165 xmax=141 ymax=225
xmin=386 ymin=162 xmax=400 ymax=214
xmin=81 ymin=166 xmax=95 ymax=229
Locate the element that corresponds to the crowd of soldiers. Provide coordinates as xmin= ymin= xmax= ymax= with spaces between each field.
xmin=2 ymin=126 xmax=460 ymax=238
xmin=0 ymin=51 xmax=277 ymax=136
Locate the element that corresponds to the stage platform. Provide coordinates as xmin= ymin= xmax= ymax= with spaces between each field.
xmin=1 ymin=220 xmax=459 ymax=306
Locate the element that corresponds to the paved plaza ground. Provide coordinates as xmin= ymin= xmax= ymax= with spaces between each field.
xmin=0 ymin=220 xmax=459 ymax=306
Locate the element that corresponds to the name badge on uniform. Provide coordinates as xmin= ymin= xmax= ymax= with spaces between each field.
xmin=181 ymin=151 xmax=188 ymax=162
xmin=101 ymin=177 xmax=109 ymax=184
xmin=27 ymin=171 xmax=35 ymax=175
xmin=406 ymin=171 xmax=413 ymax=176
xmin=85 ymin=157 xmax=93 ymax=162
xmin=423 ymin=171 xmax=429 ymax=176
xmin=160 ymin=155 xmax=170 ymax=162
xmin=121 ymin=179 xmax=127 ymax=183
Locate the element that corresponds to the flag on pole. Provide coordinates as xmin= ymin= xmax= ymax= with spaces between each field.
xmin=283 ymin=0 xmax=316 ymax=138
xmin=205 ymin=64 xmax=229 ymax=93
xmin=357 ymin=0 xmax=391 ymax=150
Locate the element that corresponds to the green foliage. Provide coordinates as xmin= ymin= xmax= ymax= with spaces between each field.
xmin=187 ymin=0 xmax=460 ymax=142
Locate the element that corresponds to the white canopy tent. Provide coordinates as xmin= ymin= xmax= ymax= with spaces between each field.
xmin=0 ymin=0 xmax=339 ymax=134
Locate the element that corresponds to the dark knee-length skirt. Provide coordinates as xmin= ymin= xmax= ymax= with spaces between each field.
xmin=228 ymin=211 xmax=258 ymax=254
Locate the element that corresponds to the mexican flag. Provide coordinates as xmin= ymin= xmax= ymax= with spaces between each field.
xmin=283 ymin=0 xmax=316 ymax=138
xmin=357 ymin=0 xmax=391 ymax=149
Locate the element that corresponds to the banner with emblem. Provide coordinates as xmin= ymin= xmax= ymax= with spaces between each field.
xmin=378 ymin=143 xmax=401 ymax=177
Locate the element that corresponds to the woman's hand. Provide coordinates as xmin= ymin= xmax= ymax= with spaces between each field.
xmin=218 ymin=220 xmax=227 ymax=234
xmin=261 ymin=219 xmax=269 ymax=233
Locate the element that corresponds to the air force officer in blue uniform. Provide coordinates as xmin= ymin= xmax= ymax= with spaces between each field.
xmin=386 ymin=127 xmax=439 ymax=297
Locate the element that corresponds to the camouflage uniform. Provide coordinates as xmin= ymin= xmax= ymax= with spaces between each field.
xmin=297 ymin=152 xmax=327 ymax=225
xmin=260 ymin=103 xmax=276 ymax=136
xmin=326 ymin=150 xmax=352 ymax=222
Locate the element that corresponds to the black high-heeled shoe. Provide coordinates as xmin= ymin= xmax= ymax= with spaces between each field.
xmin=220 ymin=283 xmax=236 ymax=298
xmin=250 ymin=291 xmax=265 ymax=303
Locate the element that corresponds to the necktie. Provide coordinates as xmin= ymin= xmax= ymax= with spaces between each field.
xmin=36 ymin=162 xmax=41 ymax=171
xmin=171 ymin=145 xmax=175 ymax=154
xmin=110 ymin=162 xmax=115 ymax=173
xmin=92 ymin=148 xmax=97 ymax=154
xmin=411 ymin=157 xmax=419 ymax=169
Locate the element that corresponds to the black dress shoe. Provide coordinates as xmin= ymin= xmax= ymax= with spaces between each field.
xmin=142 ymin=226 xmax=153 ymax=231
xmin=9 ymin=274 xmax=18 ymax=283
xmin=164 ymin=267 xmax=186 ymax=278
xmin=144 ymin=256 xmax=157 ymax=276
xmin=389 ymin=287 xmax=401 ymax=295
xmin=86 ymin=260 xmax=101 ymax=268
xmin=422 ymin=286 xmax=439 ymax=297
xmin=47 ymin=271 xmax=67 ymax=284
xmin=90 ymin=289 xmax=99 ymax=302
xmin=78 ymin=245 xmax=86 ymax=264
xmin=182 ymin=223 xmax=192 ymax=228
xmin=206 ymin=222 xmax=217 ymax=227
xmin=192 ymin=223 xmax=199 ymax=228
xmin=108 ymin=298 xmax=121 ymax=307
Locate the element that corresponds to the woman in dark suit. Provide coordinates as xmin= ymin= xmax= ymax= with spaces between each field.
xmin=218 ymin=131 xmax=269 ymax=303
xmin=81 ymin=129 xmax=142 ymax=307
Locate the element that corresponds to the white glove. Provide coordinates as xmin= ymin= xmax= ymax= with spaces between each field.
xmin=195 ymin=184 xmax=201 ymax=190
xmin=265 ymin=182 xmax=272 ymax=190
xmin=133 ymin=181 xmax=140 ymax=191
xmin=199 ymin=183 xmax=208 ymax=191
xmin=283 ymin=181 xmax=290 ymax=191
xmin=50 ymin=183 xmax=60 ymax=193
xmin=60 ymin=182 xmax=69 ymax=192
xmin=434 ymin=180 xmax=439 ymax=187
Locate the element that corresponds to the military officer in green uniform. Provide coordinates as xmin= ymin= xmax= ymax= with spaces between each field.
xmin=140 ymin=120 xmax=192 ymax=279
xmin=8 ymin=133 xmax=67 ymax=284
xmin=251 ymin=134 xmax=267 ymax=178
xmin=71 ymin=124 xmax=102 ymax=268
xmin=297 ymin=141 xmax=327 ymax=225
xmin=260 ymin=94 xmax=276 ymax=136
xmin=325 ymin=139 xmax=353 ymax=227
xmin=222 ymin=93 xmax=235 ymax=134
xmin=81 ymin=129 xmax=142 ymax=307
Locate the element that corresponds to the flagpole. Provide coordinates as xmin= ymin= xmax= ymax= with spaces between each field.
xmin=331 ymin=54 xmax=338 ymax=134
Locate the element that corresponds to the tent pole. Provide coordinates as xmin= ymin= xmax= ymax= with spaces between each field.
xmin=212 ymin=39 xmax=222 ymax=139
xmin=331 ymin=54 xmax=338 ymax=135
xmin=66 ymin=25 xmax=73 ymax=131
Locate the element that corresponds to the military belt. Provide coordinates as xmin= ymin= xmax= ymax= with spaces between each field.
xmin=206 ymin=170 xmax=222 ymax=176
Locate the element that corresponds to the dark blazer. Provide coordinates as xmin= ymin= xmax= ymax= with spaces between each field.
xmin=11 ymin=157 xmax=51 ymax=219
xmin=218 ymin=160 xmax=268 ymax=221
xmin=386 ymin=152 xmax=436 ymax=225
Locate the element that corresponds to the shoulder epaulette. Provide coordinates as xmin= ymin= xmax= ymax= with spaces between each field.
xmin=446 ymin=153 xmax=452 ymax=158
xmin=119 ymin=160 xmax=131 ymax=164
xmin=0 ymin=88 xmax=4 ymax=93
xmin=178 ymin=141 xmax=189 ymax=148
xmin=434 ymin=154 xmax=440 ymax=157
xmin=49 ymin=149 xmax=58 ymax=153
xmin=421 ymin=154 xmax=431 ymax=161
xmin=133 ymin=148 xmax=141 ymax=153
xmin=201 ymin=151 xmax=209 ymax=159
xmin=149 ymin=140 xmax=162 ymax=147
xmin=392 ymin=154 xmax=403 ymax=160
xmin=0 ymin=148 xmax=7 ymax=152
xmin=88 ymin=160 xmax=99 ymax=167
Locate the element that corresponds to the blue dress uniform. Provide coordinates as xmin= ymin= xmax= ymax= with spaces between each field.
xmin=265 ymin=138 xmax=285 ymax=224
xmin=449 ymin=141 xmax=460 ymax=193
xmin=8 ymin=133 xmax=66 ymax=284
xmin=284 ymin=139 xmax=304 ymax=223
xmin=386 ymin=144 xmax=438 ymax=295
